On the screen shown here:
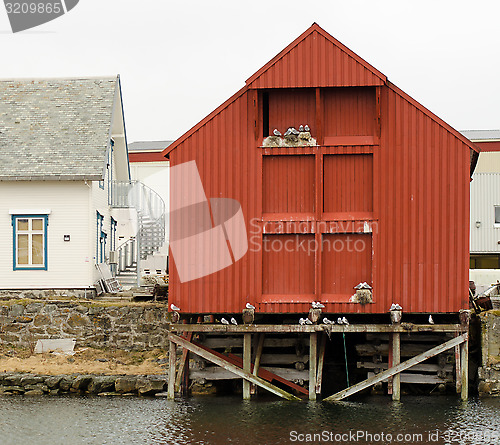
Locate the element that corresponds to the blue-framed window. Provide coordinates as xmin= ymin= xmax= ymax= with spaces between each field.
xmin=12 ymin=215 xmax=48 ymax=270
xmin=96 ymin=212 xmax=107 ymax=263
xmin=110 ymin=217 xmax=117 ymax=251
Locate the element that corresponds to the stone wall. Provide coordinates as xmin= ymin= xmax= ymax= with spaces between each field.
xmin=0 ymin=300 xmax=171 ymax=350
xmin=478 ymin=311 xmax=500 ymax=396
xmin=0 ymin=289 xmax=95 ymax=300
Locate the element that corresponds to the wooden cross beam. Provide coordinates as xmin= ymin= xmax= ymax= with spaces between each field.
xmin=167 ymin=333 xmax=301 ymax=401
xmin=324 ymin=333 xmax=468 ymax=402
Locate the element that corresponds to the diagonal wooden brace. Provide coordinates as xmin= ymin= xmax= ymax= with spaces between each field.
xmin=324 ymin=333 xmax=468 ymax=402
xmin=168 ymin=333 xmax=300 ymax=401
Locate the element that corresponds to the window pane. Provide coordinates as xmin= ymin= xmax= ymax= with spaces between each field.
xmin=32 ymin=219 xmax=44 ymax=231
xmin=17 ymin=219 xmax=29 ymax=231
xmin=17 ymin=234 xmax=29 ymax=265
xmin=32 ymin=234 xmax=44 ymax=265
xmin=495 ymin=206 xmax=500 ymax=224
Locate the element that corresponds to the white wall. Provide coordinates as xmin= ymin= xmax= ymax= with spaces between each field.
xmin=470 ymin=173 xmax=500 ymax=253
xmin=0 ymin=181 xmax=92 ymax=289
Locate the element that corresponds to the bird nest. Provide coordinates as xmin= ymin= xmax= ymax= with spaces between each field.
xmin=262 ymin=132 xmax=317 ymax=147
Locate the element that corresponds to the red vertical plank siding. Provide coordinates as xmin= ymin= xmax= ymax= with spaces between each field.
xmin=166 ymin=24 xmax=473 ymax=315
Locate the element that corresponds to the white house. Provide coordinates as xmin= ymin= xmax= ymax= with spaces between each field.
xmin=463 ymin=130 xmax=500 ymax=292
xmin=0 ymin=76 xmax=163 ymax=294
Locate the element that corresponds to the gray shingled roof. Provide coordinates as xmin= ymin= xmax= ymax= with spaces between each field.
xmin=0 ymin=77 xmax=117 ymax=180
xmin=128 ymin=140 xmax=173 ymax=152
xmin=461 ymin=130 xmax=500 ymax=141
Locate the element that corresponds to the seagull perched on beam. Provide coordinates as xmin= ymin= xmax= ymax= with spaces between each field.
xmin=323 ymin=317 xmax=334 ymax=325
xmin=230 ymin=317 xmax=238 ymax=325
xmin=305 ymin=318 xmax=313 ymax=325
xmin=221 ymin=318 xmax=229 ymax=325
xmin=428 ymin=315 xmax=435 ymax=325
xmin=299 ymin=318 xmax=306 ymax=325
xmin=304 ymin=124 xmax=310 ymax=132
xmin=170 ymin=304 xmax=180 ymax=311
xmin=290 ymin=127 xmax=300 ymax=135
xmin=312 ymin=301 xmax=325 ymax=309
xmin=284 ymin=128 xmax=292 ymax=136
xmin=273 ymin=129 xmax=281 ymax=136
xmin=246 ymin=303 xmax=255 ymax=310
xmin=298 ymin=125 xmax=304 ymax=132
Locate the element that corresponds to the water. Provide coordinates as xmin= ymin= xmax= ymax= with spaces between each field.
xmin=0 ymin=394 xmax=499 ymax=444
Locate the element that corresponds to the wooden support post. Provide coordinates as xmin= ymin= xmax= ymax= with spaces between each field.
xmin=243 ymin=333 xmax=252 ymax=400
xmin=316 ymin=333 xmax=327 ymax=395
xmin=461 ymin=338 xmax=469 ymax=401
xmin=175 ymin=332 xmax=193 ymax=393
xmin=253 ymin=334 xmax=265 ymax=376
xmin=392 ymin=332 xmax=401 ymax=401
xmin=324 ymin=334 xmax=467 ymax=402
xmin=455 ymin=331 xmax=462 ymax=394
xmin=168 ymin=339 xmax=176 ymax=400
xmin=309 ymin=332 xmax=318 ymax=401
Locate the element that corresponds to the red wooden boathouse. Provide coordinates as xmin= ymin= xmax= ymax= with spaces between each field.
xmin=163 ymin=23 xmax=479 ymax=316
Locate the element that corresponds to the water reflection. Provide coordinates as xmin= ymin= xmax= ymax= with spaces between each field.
xmin=0 ymin=395 xmax=499 ymax=444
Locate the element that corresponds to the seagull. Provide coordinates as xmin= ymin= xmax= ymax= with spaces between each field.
xmin=312 ymin=301 xmax=325 ymax=309
xmin=355 ymin=282 xmax=372 ymax=290
xmin=290 ymin=127 xmax=300 ymax=135
xmin=170 ymin=303 xmax=180 ymax=311
xmin=273 ymin=129 xmax=281 ymax=136
xmin=284 ymin=128 xmax=292 ymax=136
xmin=230 ymin=317 xmax=238 ymax=325
xmin=304 ymin=125 xmax=310 ymax=132
xmin=428 ymin=315 xmax=434 ymax=325
xmin=395 ymin=304 xmax=402 ymax=310
xmin=323 ymin=317 xmax=334 ymax=325
xmin=298 ymin=125 xmax=304 ymax=132
xmin=246 ymin=303 xmax=255 ymax=310
xmin=305 ymin=318 xmax=313 ymax=325
xmin=221 ymin=318 xmax=229 ymax=325
xmin=342 ymin=317 xmax=349 ymax=325
xmin=337 ymin=317 xmax=344 ymax=325
xmin=299 ymin=318 xmax=306 ymax=325
xmin=390 ymin=303 xmax=403 ymax=311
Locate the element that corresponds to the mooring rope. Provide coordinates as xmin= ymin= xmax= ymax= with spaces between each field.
xmin=343 ymin=332 xmax=350 ymax=388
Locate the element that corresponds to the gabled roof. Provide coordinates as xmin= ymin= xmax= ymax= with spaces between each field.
xmin=129 ymin=140 xmax=173 ymax=153
xmin=163 ymin=24 xmax=479 ymax=158
xmin=245 ymin=23 xmax=386 ymax=88
xmin=0 ymin=76 xmax=118 ymax=181
xmin=461 ymin=130 xmax=500 ymax=142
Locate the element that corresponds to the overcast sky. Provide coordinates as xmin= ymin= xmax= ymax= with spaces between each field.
xmin=1 ymin=0 xmax=498 ymax=143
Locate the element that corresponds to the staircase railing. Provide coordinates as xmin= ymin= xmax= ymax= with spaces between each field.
xmin=111 ymin=180 xmax=166 ymax=284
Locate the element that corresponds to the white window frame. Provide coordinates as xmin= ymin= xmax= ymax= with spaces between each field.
xmin=12 ymin=214 xmax=48 ymax=270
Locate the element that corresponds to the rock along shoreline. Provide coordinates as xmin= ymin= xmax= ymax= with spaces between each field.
xmin=0 ymin=372 xmax=170 ymax=397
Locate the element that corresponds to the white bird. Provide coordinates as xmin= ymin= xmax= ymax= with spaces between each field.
xmin=395 ymin=304 xmax=402 ymax=310
xmin=273 ymin=129 xmax=281 ymax=136
xmin=323 ymin=317 xmax=334 ymax=325
xmin=299 ymin=318 xmax=306 ymax=325
xmin=428 ymin=315 xmax=434 ymax=324
xmin=305 ymin=318 xmax=313 ymax=325
xmin=290 ymin=127 xmax=300 ymax=135
xmin=337 ymin=317 xmax=344 ymax=325
xmin=342 ymin=317 xmax=349 ymax=325
xmin=221 ymin=318 xmax=229 ymax=325
xmin=230 ymin=317 xmax=238 ymax=325
xmin=390 ymin=303 xmax=396 ymax=311
xmin=304 ymin=124 xmax=310 ymax=132
xmin=170 ymin=304 xmax=180 ymax=311
xmin=355 ymin=282 xmax=372 ymax=290
xmin=312 ymin=301 xmax=325 ymax=309
xmin=284 ymin=128 xmax=292 ymax=136
xmin=298 ymin=125 xmax=304 ymax=132
xmin=246 ymin=303 xmax=255 ymax=310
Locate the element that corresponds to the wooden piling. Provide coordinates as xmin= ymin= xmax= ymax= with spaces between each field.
xmin=243 ymin=333 xmax=252 ymax=400
xmin=392 ymin=332 xmax=401 ymax=401
xmin=168 ymin=339 xmax=177 ymax=399
xmin=460 ymin=339 xmax=469 ymax=401
xmin=309 ymin=332 xmax=318 ymax=401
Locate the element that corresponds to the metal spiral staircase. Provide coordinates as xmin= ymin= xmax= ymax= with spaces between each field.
xmin=110 ymin=180 xmax=166 ymax=287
